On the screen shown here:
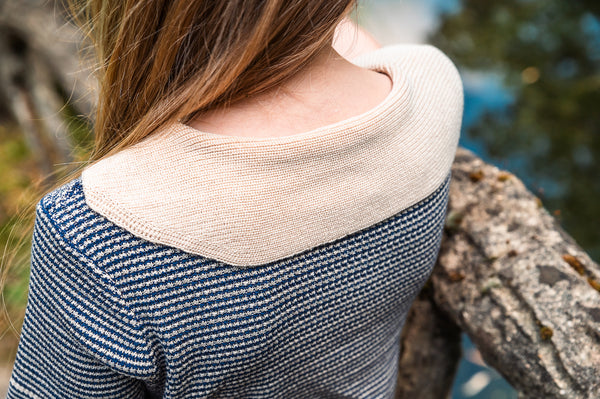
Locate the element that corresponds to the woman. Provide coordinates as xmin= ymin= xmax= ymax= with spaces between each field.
xmin=7 ymin=0 xmax=462 ymax=397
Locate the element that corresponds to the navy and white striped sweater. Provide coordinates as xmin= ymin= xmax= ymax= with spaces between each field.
xmin=9 ymin=175 xmax=450 ymax=399
xmin=7 ymin=44 xmax=462 ymax=398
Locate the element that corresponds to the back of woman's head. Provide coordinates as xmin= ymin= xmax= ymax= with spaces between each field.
xmin=70 ymin=0 xmax=356 ymax=163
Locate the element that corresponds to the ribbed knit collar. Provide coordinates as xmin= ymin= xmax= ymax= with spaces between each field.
xmin=163 ymin=58 xmax=410 ymax=162
xmin=81 ymin=44 xmax=463 ymax=267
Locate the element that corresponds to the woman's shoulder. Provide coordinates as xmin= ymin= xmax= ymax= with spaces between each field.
xmin=34 ymin=176 xmax=114 ymax=265
xmin=354 ymin=43 xmax=464 ymax=148
xmin=352 ymin=43 xmax=459 ymax=70
xmin=37 ymin=177 xmax=85 ymax=224
xmin=34 ymin=177 xmax=97 ymax=258
xmin=352 ymin=43 xmax=463 ymax=98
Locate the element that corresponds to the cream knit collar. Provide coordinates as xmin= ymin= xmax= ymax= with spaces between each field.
xmin=81 ymin=44 xmax=463 ymax=267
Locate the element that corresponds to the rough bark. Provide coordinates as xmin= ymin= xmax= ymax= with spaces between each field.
xmin=397 ymin=148 xmax=600 ymax=398
xmin=396 ymin=284 xmax=462 ymax=399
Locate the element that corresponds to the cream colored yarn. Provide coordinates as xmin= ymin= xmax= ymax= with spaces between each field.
xmin=81 ymin=44 xmax=463 ymax=267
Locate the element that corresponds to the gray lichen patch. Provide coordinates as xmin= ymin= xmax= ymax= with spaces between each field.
xmin=538 ymin=265 xmax=571 ymax=288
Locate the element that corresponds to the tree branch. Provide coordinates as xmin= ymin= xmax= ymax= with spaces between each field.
xmin=397 ymin=148 xmax=600 ymax=398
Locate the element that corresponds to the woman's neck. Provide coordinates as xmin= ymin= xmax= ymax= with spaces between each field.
xmin=188 ymin=44 xmax=392 ymax=138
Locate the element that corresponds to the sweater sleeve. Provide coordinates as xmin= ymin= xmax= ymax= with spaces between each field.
xmin=7 ymin=198 xmax=157 ymax=398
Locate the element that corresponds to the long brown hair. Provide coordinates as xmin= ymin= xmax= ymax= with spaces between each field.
xmin=1 ymin=0 xmax=356 ymax=342
xmin=74 ymin=0 xmax=357 ymax=163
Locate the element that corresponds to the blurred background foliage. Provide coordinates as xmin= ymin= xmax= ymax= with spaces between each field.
xmin=361 ymin=0 xmax=599 ymax=397
xmin=0 ymin=0 xmax=598 ymax=397
xmin=0 ymin=124 xmax=39 ymax=360
xmin=429 ymin=0 xmax=600 ymax=263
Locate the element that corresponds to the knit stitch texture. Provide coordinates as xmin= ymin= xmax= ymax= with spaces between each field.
xmin=7 ymin=44 xmax=462 ymax=398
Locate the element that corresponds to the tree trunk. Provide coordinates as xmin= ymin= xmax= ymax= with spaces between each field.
xmin=397 ymin=148 xmax=600 ymax=398
xmin=396 ymin=285 xmax=462 ymax=399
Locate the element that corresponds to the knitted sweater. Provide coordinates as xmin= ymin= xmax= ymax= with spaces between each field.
xmin=7 ymin=44 xmax=463 ymax=399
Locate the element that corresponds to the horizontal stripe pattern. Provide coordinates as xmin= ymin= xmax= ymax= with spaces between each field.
xmin=8 ymin=172 xmax=450 ymax=398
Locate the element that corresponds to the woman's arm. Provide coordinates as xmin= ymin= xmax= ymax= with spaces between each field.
xmin=333 ymin=18 xmax=382 ymax=59
xmin=7 ymin=200 xmax=155 ymax=398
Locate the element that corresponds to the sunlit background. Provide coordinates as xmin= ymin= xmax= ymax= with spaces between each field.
xmin=360 ymin=0 xmax=599 ymax=397
xmin=0 ymin=0 xmax=598 ymax=397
